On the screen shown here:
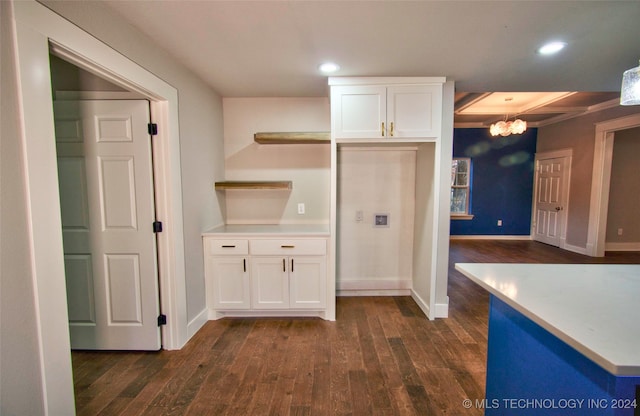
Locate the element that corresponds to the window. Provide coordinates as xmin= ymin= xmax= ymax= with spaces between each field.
xmin=451 ymin=158 xmax=472 ymax=218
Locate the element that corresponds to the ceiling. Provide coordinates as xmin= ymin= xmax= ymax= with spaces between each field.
xmin=47 ymin=1 xmax=640 ymax=127
xmin=454 ymin=91 xmax=621 ymax=128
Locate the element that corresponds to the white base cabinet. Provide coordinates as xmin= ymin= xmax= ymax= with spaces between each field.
xmin=203 ymin=231 xmax=329 ymax=319
xmin=251 ymin=256 xmax=326 ymax=309
xmin=209 ymin=257 xmax=250 ymax=310
xmin=204 ymin=238 xmax=250 ymax=310
xmin=289 ymin=256 xmax=326 ymax=309
xmin=251 ymin=257 xmax=289 ymax=309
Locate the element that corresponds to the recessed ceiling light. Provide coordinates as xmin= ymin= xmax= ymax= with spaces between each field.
xmin=318 ymin=62 xmax=340 ymax=73
xmin=538 ymin=41 xmax=567 ymax=56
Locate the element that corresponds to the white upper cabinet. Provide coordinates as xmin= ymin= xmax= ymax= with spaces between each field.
xmin=330 ymin=78 xmax=444 ymax=142
xmin=331 ymin=85 xmax=387 ymax=139
xmin=387 ymin=85 xmax=442 ymax=139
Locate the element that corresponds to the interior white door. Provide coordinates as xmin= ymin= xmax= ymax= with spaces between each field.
xmin=532 ymin=157 xmax=569 ymax=247
xmin=54 ymin=99 xmax=161 ymax=350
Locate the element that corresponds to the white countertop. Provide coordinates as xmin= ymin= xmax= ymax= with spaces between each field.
xmin=455 ymin=263 xmax=640 ymax=376
xmin=203 ymin=224 xmax=330 ymax=236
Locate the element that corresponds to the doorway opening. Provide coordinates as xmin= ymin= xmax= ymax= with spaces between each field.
xmin=51 ymin=54 xmax=163 ymax=351
xmin=587 ymin=113 xmax=640 ymax=256
xmin=12 ymin=3 xmax=187 ymax=411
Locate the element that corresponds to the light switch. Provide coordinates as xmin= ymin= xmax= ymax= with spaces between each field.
xmin=297 ymin=203 xmax=305 ymax=214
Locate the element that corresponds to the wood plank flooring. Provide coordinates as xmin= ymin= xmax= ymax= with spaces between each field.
xmin=72 ymin=240 xmax=639 ymax=415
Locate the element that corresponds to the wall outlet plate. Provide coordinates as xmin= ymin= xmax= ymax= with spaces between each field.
xmin=373 ymin=213 xmax=390 ymax=228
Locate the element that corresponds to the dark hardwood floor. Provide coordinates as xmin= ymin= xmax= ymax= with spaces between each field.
xmin=72 ymin=240 xmax=640 ymax=415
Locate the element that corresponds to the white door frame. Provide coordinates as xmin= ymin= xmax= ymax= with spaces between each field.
xmin=531 ymin=149 xmax=572 ymax=249
xmin=12 ymin=2 xmax=187 ymax=413
xmin=587 ymin=113 xmax=640 ymax=256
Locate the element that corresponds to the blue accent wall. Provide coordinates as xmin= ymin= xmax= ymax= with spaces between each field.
xmin=450 ymin=128 xmax=537 ymax=236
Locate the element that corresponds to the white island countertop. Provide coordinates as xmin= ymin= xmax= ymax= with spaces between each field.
xmin=203 ymin=224 xmax=330 ymax=236
xmin=455 ymin=263 xmax=640 ymax=376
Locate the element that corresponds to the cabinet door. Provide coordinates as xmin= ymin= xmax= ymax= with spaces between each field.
xmin=251 ymin=257 xmax=289 ymax=309
xmin=332 ymin=85 xmax=386 ymax=139
xmin=387 ymin=84 xmax=442 ymax=139
xmin=207 ymin=256 xmax=250 ymax=309
xmin=289 ymin=256 xmax=326 ymax=309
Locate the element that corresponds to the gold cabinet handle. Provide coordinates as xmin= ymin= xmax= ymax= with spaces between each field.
xmin=281 ymin=245 xmax=295 ymax=248
xmin=381 ymin=122 xmax=385 ymax=137
xmin=390 ymin=122 xmax=394 ymax=137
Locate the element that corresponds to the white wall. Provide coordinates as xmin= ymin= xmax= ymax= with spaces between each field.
xmin=1 ymin=2 xmax=47 ymax=413
xmin=412 ymin=143 xmax=436 ymax=306
xmin=40 ymin=0 xmax=226 ymax=325
xmin=337 ymin=148 xmax=416 ymax=292
xmin=222 ymin=97 xmax=331 ymax=224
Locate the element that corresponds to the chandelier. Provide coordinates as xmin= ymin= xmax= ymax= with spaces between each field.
xmin=621 ymin=60 xmax=640 ymax=106
xmin=490 ymin=118 xmax=527 ymax=137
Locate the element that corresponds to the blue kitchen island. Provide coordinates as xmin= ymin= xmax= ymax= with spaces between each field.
xmin=455 ymin=263 xmax=640 ymax=416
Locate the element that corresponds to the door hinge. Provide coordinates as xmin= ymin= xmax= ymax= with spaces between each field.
xmin=153 ymin=221 xmax=163 ymax=233
xmin=157 ymin=314 xmax=167 ymax=326
xmin=148 ymin=123 xmax=158 ymax=136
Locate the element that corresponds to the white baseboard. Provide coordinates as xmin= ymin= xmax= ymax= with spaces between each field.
xmin=435 ymin=298 xmax=449 ymax=319
xmin=337 ymin=278 xmax=412 ymax=291
xmin=564 ymin=243 xmax=590 ymax=255
xmin=186 ymin=308 xmax=208 ymax=341
xmin=409 ymin=291 xmax=449 ymax=320
xmin=208 ymin=309 xmax=326 ymax=320
xmin=337 ymin=289 xmax=411 ymax=297
xmin=337 ymin=278 xmax=412 ymax=297
xmin=410 ymin=290 xmax=431 ymax=319
xmin=450 ymin=235 xmax=532 ymax=240
xmin=605 ymin=242 xmax=640 ymax=251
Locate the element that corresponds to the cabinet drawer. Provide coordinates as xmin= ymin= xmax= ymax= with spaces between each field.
xmin=205 ymin=238 xmax=249 ymax=255
xmin=250 ymin=239 xmax=326 ymax=256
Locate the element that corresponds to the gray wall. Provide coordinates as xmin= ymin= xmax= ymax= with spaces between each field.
xmin=606 ymin=127 xmax=640 ymax=243
xmin=537 ymin=106 xmax=640 ymax=249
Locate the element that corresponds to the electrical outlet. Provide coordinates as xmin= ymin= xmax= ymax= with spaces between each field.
xmin=355 ymin=210 xmax=363 ymax=222
xmin=497 ymin=219 xmax=503 ymax=226
xmin=297 ymin=203 xmax=305 ymax=215
xmin=618 ymin=228 xmax=623 ymax=236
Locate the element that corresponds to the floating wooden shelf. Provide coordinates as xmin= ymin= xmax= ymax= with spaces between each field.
xmin=254 ymin=132 xmax=330 ymax=144
xmin=214 ymin=181 xmax=293 ymax=190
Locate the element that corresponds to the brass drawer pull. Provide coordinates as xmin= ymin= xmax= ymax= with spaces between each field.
xmin=281 ymin=245 xmax=295 ymax=248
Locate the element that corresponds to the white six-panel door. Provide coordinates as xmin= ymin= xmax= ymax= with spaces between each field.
xmin=54 ymin=100 xmax=161 ymax=350
xmin=533 ymin=156 xmax=570 ymax=247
